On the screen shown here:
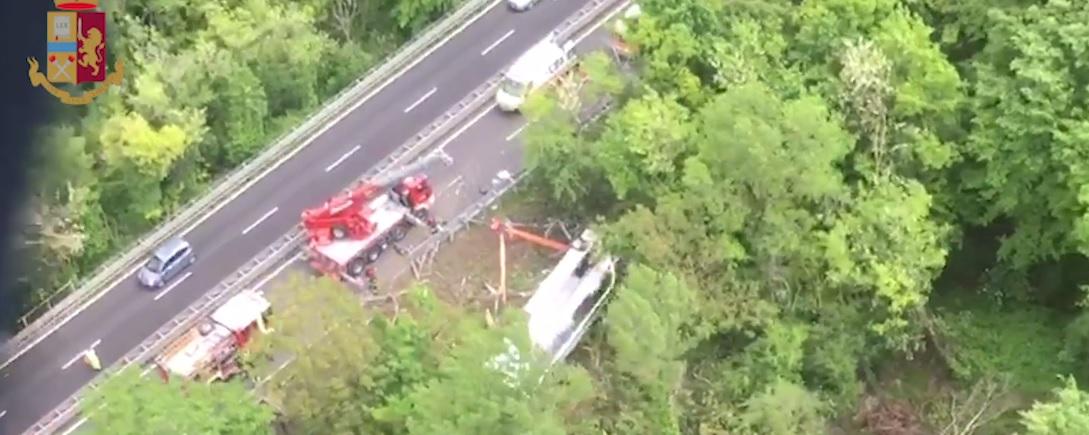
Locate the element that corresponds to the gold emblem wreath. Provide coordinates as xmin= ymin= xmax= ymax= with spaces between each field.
xmin=27 ymin=57 xmax=124 ymax=105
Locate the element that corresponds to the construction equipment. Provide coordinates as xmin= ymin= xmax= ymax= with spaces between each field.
xmin=302 ymin=150 xmax=453 ymax=245
xmin=490 ymin=218 xmax=569 ymax=253
xmin=155 ymin=290 xmax=272 ymax=383
xmin=303 ymin=150 xmax=454 ymax=284
xmin=489 ymin=217 xmax=571 ymax=302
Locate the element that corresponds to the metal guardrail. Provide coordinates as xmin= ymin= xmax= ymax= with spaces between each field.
xmin=410 ymin=172 xmax=530 ymax=261
xmin=395 ymin=96 xmax=616 ymax=273
xmin=26 ymin=79 xmax=503 ymax=435
xmin=2 ymin=0 xmax=502 ymax=365
xmin=25 ymin=22 xmax=513 ymax=435
xmin=258 ymin=0 xmax=627 ymax=393
xmin=29 ymin=0 xmax=625 ymax=432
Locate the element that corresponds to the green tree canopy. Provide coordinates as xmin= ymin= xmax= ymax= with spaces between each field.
xmin=84 ymin=369 xmax=274 ymax=435
xmin=1020 ymin=377 xmax=1089 ymax=435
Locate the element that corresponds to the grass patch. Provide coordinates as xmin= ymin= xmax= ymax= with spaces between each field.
xmin=935 ymin=299 xmax=1071 ymax=394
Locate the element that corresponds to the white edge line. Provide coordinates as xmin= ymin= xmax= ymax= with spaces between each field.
xmin=481 ymin=29 xmax=515 ymax=56
xmin=573 ymin=4 xmax=623 ymax=47
xmin=89 ymin=339 xmax=101 ymax=349
xmin=404 ymin=87 xmax=439 ymax=113
xmin=178 ymin=0 xmax=503 ymax=238
xmin=153 ymin=272 xmax=194 ymax=302
xmin=250 ymin=252 xmax=305 ymax=292
xmin=0 ymin=409 xmax=6 ymax=419
xmin=440 ymin=6 xmax=623 ymax=152
xmin=5 ymin=0 xmax=619 ymax=379
xmin=324 ymin=144 xmax=362 ymax=172
xmin=437 ymin=102 xmax=497 ymax=150
xmin=60 ymin=416 xmax=89 ymax=435
xmin=0 ymin=0 xmax=508 ymax=373
xmin=505 ymin=124 xmax=527 ymax=141
xmin=203 ymin=3 xmax=632 ymax=398
xmin=242 ymin=207 xmax=280 ymax=235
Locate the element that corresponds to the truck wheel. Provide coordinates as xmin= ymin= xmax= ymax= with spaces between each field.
xmin=332 ymin=226 xmax=348 ymax=239
xmin=346 ymin=258 xmax=366 ymax=277
xmin=365 ymin=248 xmax=381 ymax=264
xmin=390 ymin=225 xmax=407 ymax=242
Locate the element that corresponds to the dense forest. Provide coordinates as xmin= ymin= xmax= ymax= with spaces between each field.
xmin=73 ymin=0 xmax=1089 ymax=434
xmin=12 ymin=0 xmax=457 ymax=325
xmin=519 ymin=0 xmax=1089 ymax=432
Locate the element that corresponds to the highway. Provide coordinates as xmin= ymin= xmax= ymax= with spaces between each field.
xmin=0 ymin=1 xmax=598 ymax=433
xmin=56 ymin=19 xmax=618 ymax=435
xmin=254 ymin=23 xmax=615 ymax=333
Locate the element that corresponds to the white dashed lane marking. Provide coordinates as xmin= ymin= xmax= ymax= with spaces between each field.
xmin=242 ymin=207 xmax=279 ymax=235
xmin=325 ymin=144 xmax=362 ymax=172
xmin=153 ymin=272 xmax=193 ymax=302
xmin=482 ymin=29 xmax=515 ymax=56
xmin=404 ymin=87 xmax=438 ymax=113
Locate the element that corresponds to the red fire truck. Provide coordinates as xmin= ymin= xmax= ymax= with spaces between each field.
xmin=155 ymin=290 xmax=272 ymax=383
xmin=301 ymin=150 xmax=453 ymax=285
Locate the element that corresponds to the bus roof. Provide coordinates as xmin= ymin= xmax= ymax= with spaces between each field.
xmin=505 ymin=38 xmax=567 ymax=83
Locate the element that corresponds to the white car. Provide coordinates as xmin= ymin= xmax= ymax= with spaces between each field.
xmin=507 ymin=0 xmax=541 ymax=12
xmin=496 ymin=37 xmax=576 ymax=111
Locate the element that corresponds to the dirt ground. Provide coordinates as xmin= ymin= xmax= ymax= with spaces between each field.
xmin=388 ymin=190 xmax=576 ymax=312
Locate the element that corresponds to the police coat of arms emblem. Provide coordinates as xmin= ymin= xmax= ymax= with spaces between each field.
xmin=27 ymin=0 xmax=124 ymax=105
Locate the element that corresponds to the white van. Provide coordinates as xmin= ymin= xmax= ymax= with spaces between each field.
xmin=495 ymin=35 xmax=576 ymax=112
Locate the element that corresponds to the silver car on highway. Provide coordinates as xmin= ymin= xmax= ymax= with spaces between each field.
xmin=138 ymin=237 xmax=196 ymax=288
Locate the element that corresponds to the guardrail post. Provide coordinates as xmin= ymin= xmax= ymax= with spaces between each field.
xmin=1 ymin=0 xmax=503 ymax=363
xmin=25 ymin=0 xmax=628 ymax=432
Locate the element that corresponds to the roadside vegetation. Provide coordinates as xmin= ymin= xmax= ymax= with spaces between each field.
xmin=71 ymin=0 xmax=1089 ymax=434
xmin=87 ymin=276 xmax=596 ymax=435
xmin=11 ymin=0 xmax=460 ymax=328
xmin=514 ymin=0 xmax=1089 ymax=432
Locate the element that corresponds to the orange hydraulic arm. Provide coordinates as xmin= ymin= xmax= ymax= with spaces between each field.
xmin=489 ymin=218 xmax=569 ymax=252
xmin=490 ymin=217 xmax=569 ymax=307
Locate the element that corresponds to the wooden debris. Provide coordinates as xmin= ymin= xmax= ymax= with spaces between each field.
xmin=499 ymin=232 xmax=508 ymax=305
xmin=484 ymin=308 xmax=495 ymax=328
xmin=559 ymin=222 xmax=573 ymax=241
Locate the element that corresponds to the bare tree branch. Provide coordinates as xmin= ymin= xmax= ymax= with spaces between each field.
xmin=332 ymin=0 xmax=358 ymax=41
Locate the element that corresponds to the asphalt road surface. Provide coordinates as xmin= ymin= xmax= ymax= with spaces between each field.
xmin=56 ymin=23 xmax=616 ymax=435
xmin=0 ymin=1 xmax=599 ymax=433
xmin=254 ymin=25 xmax=614 ymax=302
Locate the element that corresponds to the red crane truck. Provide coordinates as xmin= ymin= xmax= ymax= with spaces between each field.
xmin=301 ymin=150 xmax=454 ymax=284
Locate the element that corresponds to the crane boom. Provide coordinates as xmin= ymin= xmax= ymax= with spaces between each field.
xmin=301 ymin=148 xmax=453 ymax=246
xmin=367 ymin=149 xmax=453 ymax=192
xmin=490 ymin=218 xmax=569 ymax=252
